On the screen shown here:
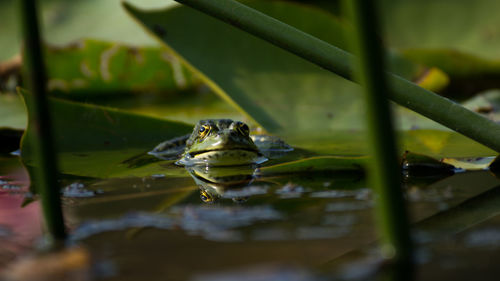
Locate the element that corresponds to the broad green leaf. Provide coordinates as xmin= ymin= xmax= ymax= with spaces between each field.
xmin=259 ymin=156 xmax=368 ymax=175
xmin=287 ymin=130 xmax=495 ymax=159
xmin=19 ymin=89 xmax=193 ymax=178
xmin=381 ymin=0 xmax=500 ymax=77
xmin=0 ymin=0 xmax=178 ymax=62
xmin=46 ymin=39 xmax=199 ymax=95
xmin=17 ymin=87 xmax=495 ymax=179
xmin=91 ymin=91 xmax=247 ymax=126
xmin=123 ymin=0 xmax=444 ymax=136
xmin=382 ymin=0 xmax=500 ymax=61
xmin=401 ymin=49 xmax=500 ymax=77
xmin=42 ymin=39 xmax=245 ymax=125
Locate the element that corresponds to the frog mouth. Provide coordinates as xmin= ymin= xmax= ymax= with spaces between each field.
xmin=189 ymin=147 xmax=260 ymax=157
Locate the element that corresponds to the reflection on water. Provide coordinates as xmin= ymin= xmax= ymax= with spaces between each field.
xmin=186 ymin=165 xmax=259 ymax=203
xmin=4 ymin=152 xmax=500 ymax=280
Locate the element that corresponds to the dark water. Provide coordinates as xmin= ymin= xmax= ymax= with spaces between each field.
xmin=1 ymin=154 xmax=500 ymax=281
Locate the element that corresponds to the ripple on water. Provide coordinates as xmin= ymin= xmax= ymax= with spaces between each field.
xmin=310 ymin=188 xmax=371 ymax=200
xmin=71 ymin=205 xmax=283 ymax=242
xmin=222 ymin=185 xmax=269 ymax=198
xmin=275 ymin=183 xmax=307 ymax=199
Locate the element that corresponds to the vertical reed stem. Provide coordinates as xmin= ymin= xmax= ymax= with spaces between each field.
xmin=19 ymin=0 xmax=66 ymax=242
xmin=343 ymin=0 xmax=412 ymax=263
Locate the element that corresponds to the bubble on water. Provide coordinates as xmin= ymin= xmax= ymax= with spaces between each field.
xmin=62 ymin=182 xmax=97 ymax=198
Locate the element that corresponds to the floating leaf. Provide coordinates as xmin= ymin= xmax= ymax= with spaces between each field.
xmin=259 ymin=156 xmax=368 ymax=175
xmin=442 ymin=157 xmax=495 ymax=171
xmin=45 ymin=39 xmax=199 ymax=96
xmin=19 ymin=88 xmax=192 ymax=178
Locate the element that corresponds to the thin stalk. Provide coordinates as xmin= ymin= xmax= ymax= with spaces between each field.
xmin=173 ymin=0 xmax=500 ymax=153
xmin=20 ymin=0 xmax=66 ymax=241
xmin=344 ymin=0 xmax=411 ymax=265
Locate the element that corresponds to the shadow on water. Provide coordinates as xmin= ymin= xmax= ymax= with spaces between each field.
xmin=3 ymin=152 xmax=500 ymax=280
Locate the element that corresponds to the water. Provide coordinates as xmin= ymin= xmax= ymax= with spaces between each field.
xmin=2 ymin=154 xmax=500 ymax=280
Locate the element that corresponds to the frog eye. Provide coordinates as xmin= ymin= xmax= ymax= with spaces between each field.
xmin=237 ymin=122 xmax=250 ymax=135
xmin=200 ymin=190 xmax=214 ymax=203
xmin=199 ymin=125 xmax=211 ymax=138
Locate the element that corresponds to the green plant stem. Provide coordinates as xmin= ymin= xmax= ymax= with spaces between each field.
xmin=173 ymin=0 xmax=500 ymax=153
xmin=20 ymin=0 xmax=66 ymax=241
xmin=344 ymin=0 xmax=411 ymax=264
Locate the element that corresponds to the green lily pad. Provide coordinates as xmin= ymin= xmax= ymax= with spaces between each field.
xmin=259 ymin=156 xmax=368 ymax=175
xmin=123 ymin=0 xmax=445 ymax=136
xmin=45 ymin=39 xmax=199 ymax=96
xmin=19 ymin=88 xmax=193 ymax=178
xmin=287 ymin=129 xmax=495 ymax=159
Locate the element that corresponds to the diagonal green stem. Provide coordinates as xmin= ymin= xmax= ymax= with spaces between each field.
xmin=173 ymin=0 xmax=500 ymax=153
xmin=345 ymin=0 xmax=411 ymax=264
xmin=20 ymin=0 xmax=66 ymax=242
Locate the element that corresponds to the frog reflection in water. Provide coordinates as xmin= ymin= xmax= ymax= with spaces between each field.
xmin=149 ymin=119 xmax=292 ymax=166
xmin=149 ymin=119 xmax=292 ymax=202
xmin=186 ymin=165 xmax=257 ymax=203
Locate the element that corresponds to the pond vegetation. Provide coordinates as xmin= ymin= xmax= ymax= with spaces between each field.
xmin=2 ymin=0 xmax=500 ymax=280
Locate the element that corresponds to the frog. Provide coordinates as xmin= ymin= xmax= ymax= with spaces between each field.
xmin=148 ymin=119 xmax=293 ymax=166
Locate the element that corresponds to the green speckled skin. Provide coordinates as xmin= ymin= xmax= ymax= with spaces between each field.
xmin=149 ymin=119 xmax=292 ymax=166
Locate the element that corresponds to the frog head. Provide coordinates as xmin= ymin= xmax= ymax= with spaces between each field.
xmin=177 ymin=119 xmax=267 ymax=166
